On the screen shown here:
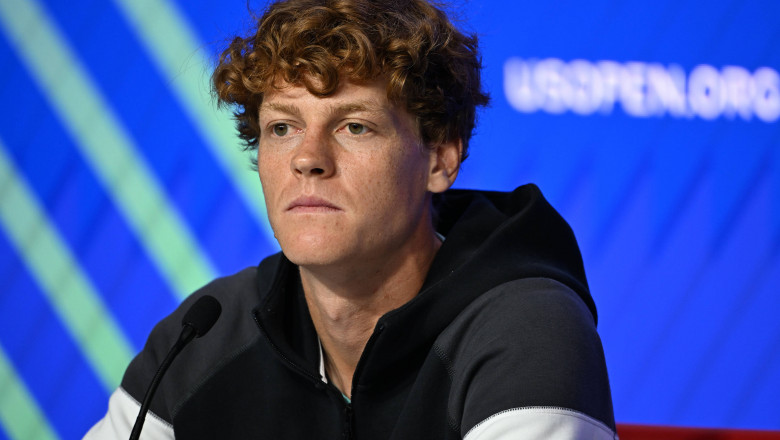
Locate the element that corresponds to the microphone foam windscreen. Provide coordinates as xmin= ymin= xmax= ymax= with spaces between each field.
xmin=181 ymin=295 xmax=222 ymax=337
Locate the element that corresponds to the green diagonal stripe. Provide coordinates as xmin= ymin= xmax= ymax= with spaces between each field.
xmin=0 ymin=142 xmax=133 ymax=392
xmin=0 ymin=343 xmax=60 ymax=440
xmin=112 ymin=0 xmax=277 ymax=245
xmin=0 ymin=0 xmax=218 ymax=300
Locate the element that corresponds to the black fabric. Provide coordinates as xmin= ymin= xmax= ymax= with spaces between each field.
xmin=118 ymin=184 xmax=616 ymax=439
xmin=438 ymin=278 xmax=615 ymax=434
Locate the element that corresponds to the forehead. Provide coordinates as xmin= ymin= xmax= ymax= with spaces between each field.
xmin=259 ymin=76 xmax=394 ymax=116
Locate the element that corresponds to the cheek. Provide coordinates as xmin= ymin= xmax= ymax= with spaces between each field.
xmin=257 ymin=157 xmax=286 ymax=211
xmin=388 ymin=149 xmax=433 ymax=193
xmin=257 ymin=146 xmax=287 ymax=181
xmin=360 ymin=152 xmax=430 ymax=215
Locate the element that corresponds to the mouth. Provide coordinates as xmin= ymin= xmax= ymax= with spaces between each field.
xmin=286 ymin=196 xmax=342 ymax=213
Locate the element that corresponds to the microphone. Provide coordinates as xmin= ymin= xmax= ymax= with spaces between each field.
xmin=129 ymin=295 xmax=222 ymax=440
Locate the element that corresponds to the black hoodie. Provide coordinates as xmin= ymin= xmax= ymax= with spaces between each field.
xmin=86 ymin=184 xmax=617 ymax=439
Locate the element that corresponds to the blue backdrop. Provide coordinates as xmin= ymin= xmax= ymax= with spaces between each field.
xmin=0 ymin=0 xmax=778 ymax=438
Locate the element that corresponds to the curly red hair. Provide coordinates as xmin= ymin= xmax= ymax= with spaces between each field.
xmin=212 ymin=0 xmax=489 ymax=163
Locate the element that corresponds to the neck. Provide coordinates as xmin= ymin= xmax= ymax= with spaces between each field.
xmin=300 ymin=230 xmax=442 ymax=397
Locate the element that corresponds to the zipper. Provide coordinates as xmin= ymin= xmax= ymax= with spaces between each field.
xmin=350 ymin=322 xmax=385 ymax=392
xmin=254 ymin=311 xmax=388 ymax=439
xmin=343 ymin=402 xmax=353 ymax=440
xmin=255 ymin=311 xmax=356 ymax=438
xmin=340 ymin=322 xmax=385 ymax=440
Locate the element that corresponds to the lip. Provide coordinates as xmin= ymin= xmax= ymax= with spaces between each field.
xmin=286 ymin=196 xmax=342 ymax=213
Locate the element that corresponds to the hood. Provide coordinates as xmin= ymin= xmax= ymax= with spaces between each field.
xmin=429 ymin=183 xmax=592 ymax=318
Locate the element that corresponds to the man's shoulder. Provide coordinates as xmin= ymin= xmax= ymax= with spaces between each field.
xmin=437 ymin=277 xmax=596 ymax=350
xmin=118 ymin=259 xmax=281 ymax=424
xmin=434 ymin=277 xmax=605 ymax=390
xmin=431 ymin=277 xmax=616 ymax=436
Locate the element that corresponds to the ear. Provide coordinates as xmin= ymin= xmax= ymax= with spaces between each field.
xmin=426 ymin=138 xmax=462 ymax=193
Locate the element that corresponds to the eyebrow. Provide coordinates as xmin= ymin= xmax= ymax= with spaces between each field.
xmin=259 ymin=102 xmax=302 ymax=117
xmin=259 ymin=99 xmax=387 ymax=118
xmin=329 ymin=101 xmax=385 ymax=116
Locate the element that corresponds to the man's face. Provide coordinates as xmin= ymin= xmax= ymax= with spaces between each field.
xmin=257 ymin=77 xmax=450 ymax=270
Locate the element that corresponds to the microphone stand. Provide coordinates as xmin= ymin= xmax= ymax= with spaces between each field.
xmin=129 ymin=324 xmax=198 ymax=440
xmin=128 ymin=295 xmax=220 ymax=439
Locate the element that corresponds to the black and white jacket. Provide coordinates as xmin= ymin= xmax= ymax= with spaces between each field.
xmin=86 ymin=184 xmax=617 ymax=439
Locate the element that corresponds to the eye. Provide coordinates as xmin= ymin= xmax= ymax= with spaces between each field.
xmin=272 ymin=124 xmax=289 ymax=136
xmin=347 ymin=123 xmax=366 ymax=135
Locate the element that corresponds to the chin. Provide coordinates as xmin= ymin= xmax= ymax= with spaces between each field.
xmin=277 ymin=233 xmax=346 ymax=267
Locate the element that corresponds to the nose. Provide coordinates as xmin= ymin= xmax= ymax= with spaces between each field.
xmin=291 ymin=129 xmax=335 ymax=178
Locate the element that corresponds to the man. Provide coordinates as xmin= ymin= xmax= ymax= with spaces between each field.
xmin=86 ymin=0 xmax=617 ymax=438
